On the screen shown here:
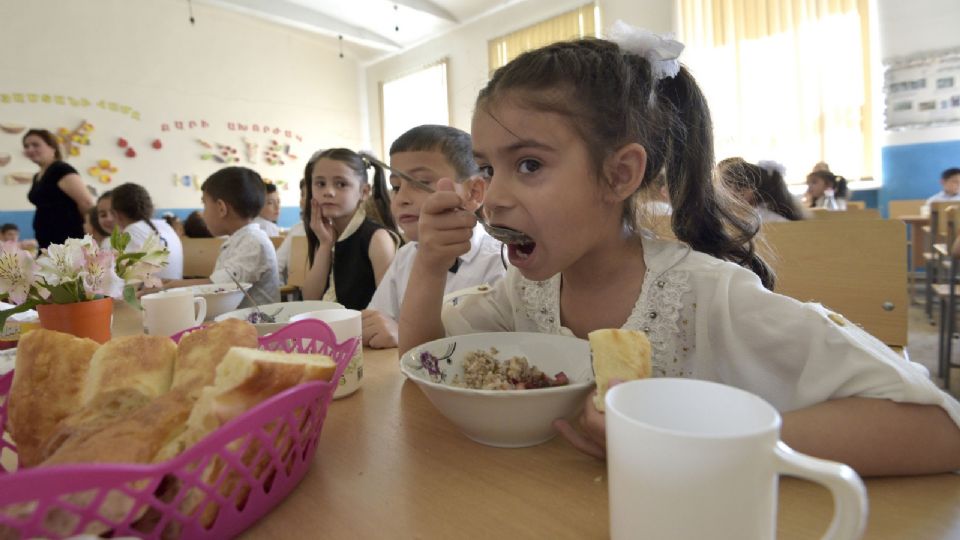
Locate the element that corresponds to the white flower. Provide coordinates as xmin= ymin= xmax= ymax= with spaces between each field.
xmin=36 ymin=241 xmax=85 ymax=286
xmin=79 ymin=245 xmax=122 ymax=299
xmin=0 ymin=242 xmax=36 ymax=304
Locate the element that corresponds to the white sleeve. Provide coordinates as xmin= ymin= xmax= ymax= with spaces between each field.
xmin=123 ymin=222 xmax=150 ymax=251
xmin=367 ymin=257 xmax=400 ymax=318
xmin=210 ymin=238 xmax=265 ymax=285
xmin=441 ymin=268 xmax=519 ymax=335
xmin=695 ymin=266 xmax=960 ymax=427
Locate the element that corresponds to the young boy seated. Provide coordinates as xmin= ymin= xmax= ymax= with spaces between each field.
xmin=1 ymin=223 xmax=38 ymax=251
xmin=925 ymin=167 xmax=960 ymax=210
xmin=254 ymin=181 xmax=282 ymax=237
xmin=362 ymin=125 xmax=507 ymax=348
xmin=165 ymin=167 xmax=280 ymax=307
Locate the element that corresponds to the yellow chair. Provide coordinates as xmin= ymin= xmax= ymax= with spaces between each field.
xmin=932 ymin=206 xmax=960 ymax=388
xmin=759 ymin=219 xmax=908 ymax=350
xmin=845 ymin=200 xmax=866 ymax=210
xmin=888 ymin=199 xmax=926 ymax=219
xmin=809 ymin=208 xmax=881 ymax=220
xmin=181 ymin=237 xmax=225 ymax=278
xmin=279 ymin=236 xmax=309 ymax=301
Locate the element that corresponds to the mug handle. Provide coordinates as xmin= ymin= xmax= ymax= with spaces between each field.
xmin=774 ymin=442 xmax=868 ymax=540
xmin=193 ymin=297 xmax=207 ymax=324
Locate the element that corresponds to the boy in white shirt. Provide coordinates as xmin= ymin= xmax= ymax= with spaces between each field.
xmin=363 ymin=125 xmax=506 ymax=348
xmin=254 ymin=181 xmax=282 ymax=237
xmin=924 ymin=167 xmax=960 ymax=210
xmin=165 ymin=167 xmax=280 ymax=306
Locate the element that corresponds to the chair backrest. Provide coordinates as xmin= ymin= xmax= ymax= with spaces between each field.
xmin=846 ymin=200 xmax=866 ymax=210
xmin=928 ymin=201 xmax=956 ymax=239
xmin=270 ymin=236 xmax=284 ymax=250
xmin=758 ymin=219 xmax=908 ymax=348
xmin=888 ymin=199 xmax=926 ymax=219
xmin=287 ymin=235 xmax=309 ymax=288
xmin=181 ymin=237 xmax=225 ymax=278
xmin=809 ymin=208 xmax=881 ymax=220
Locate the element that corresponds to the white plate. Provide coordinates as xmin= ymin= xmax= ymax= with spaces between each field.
xmin=215 ymin=300 xmax=344 ymax=335
xmin=0 ymin=348 xmax=16 ymax=376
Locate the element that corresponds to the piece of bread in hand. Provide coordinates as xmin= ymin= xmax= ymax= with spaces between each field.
xmin=588 ymin=329 xmax=652 ymax=412
xmin=171 ymin=318 xmax=259 ymax=397
xmin=8 ymin=329 xmax=100 ymax=467
xmin=81 ymin=334 xmax=177 ymax=405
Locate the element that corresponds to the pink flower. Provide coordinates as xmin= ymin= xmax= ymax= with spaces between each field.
xmin=0 ymin=241 xmax=36 ymax=304
xmin=79 ymin=245 xmax=122 ymax=299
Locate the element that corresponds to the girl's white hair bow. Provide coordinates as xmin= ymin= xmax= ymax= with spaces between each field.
xmin=757 ymin=160 xmax=787 ymax=178
xmin=606 ymin=20 xmax=685 ymax=80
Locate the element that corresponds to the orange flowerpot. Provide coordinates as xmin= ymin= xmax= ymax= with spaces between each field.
xmin=36 ymin=297 xmax=113 ymax=343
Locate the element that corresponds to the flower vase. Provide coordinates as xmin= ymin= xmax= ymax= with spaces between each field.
xmin=36 ymin=297 xmax=113 ymax=343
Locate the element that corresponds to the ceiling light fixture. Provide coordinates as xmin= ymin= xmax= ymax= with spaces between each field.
xmin=394 ymin=4 xmax=399 ymax=32
xmin=338 ymin=35 xmax=344 ymax=59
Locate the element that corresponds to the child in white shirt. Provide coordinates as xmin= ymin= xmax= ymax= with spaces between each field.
xmin=254 ymin=181 xmax=282 ymax=237
xmin=110 ymin=182 xmax=184 ymax=280
xmin=400 ymin=27 xmax=960 ymax=476
xmin=924 ymin=167 xmax=960 ymax=210
xmin=166 ymin=167 xmax=280 ymax=306
xmin=364 ymin=125 xmax=506 ymax=349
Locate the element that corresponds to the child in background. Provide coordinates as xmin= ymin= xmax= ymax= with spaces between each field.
xmin=110 ymin=182 xmax=184 ymax=280
xmin=166 ymin=167 xmax=279 ymax=306
xmin=804 ymin=170 xmax=848 ymax=209
xmin=363 ymin=125 xmax=506 ymax=349
xmin=0 ymin=224 xmax=37 ymax=251
xmin=719 ymin=158 xmax=804 ymax=222
xmin=277 ymin=177 xmax=308 ymax=283
xmin=301 ymin=148 xmax=398 ymax=310
xmin=183 ymin=210 xmax=213 ymax=238
xmin=399 ymin=25 xmax=960 ymax=476
xmin=162 ymin=212 xmax=185 ymax=237
xmin=924 ymin=168 xmax=960 ymax=211
xmin=83 ymin=207 xmax=108 ymax=246
xmin=95 ymin=191 xmax=115 ymax=248
xmin=255 ymin=182 xmax=282 ymax=237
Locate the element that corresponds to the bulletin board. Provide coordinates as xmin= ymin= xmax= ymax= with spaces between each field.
xmin=884 ymin=49 xmax=960 ymax=129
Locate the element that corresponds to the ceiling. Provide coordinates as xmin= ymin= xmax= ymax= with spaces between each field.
xmin=197 ymin=0 xmax=519 ymax=61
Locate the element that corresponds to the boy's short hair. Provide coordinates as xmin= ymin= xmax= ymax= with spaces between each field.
xmin=1 ymin=223 xmax=18 ymax=233
xmin=389 ymin=125 xmax=479 ymax=180
xmin=264 ymin=181 xmax=277 ymax=194
xmin=201 ymin=167 xmax=265 ymax=219
xmin=942 ymin=168 xmax=960 ymax=180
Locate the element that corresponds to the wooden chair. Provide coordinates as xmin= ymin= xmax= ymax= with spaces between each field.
xmin=181 ymin=237 xmax=225 ymax=278
xmin=279 ymin=235 xmax=309 ymax=301
xmin=888 ymin=199 xmax=926 ymax=219
xmin=923 ymin=201 xmax=956 ymax=319
xmin=759 ymin=219 xmax=908 ymax=350
xmin=932 ymin=206 xmax=960 ymax=388
xmin=270 ymin=236 xmax=284 ymax=250
xmin=846 ymin=200 xmax=866 ymax=210
xmin=809 ymin=208 xmax=881 ymax=220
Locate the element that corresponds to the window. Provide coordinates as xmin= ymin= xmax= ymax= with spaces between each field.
xmin=488 ymin=4 xmax=600 ymax=74
xmin=677 ymin=0 xmax=873 ymax=183
xmin=380 ymin=60 xmax=449 ymax=156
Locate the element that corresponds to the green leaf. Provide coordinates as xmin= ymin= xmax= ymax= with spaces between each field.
xmin=48 ymin=283 xmax=79 ymax=304
xmin=123 ymin=284 xmax=142 ymax=310
xmin=0 ymin=300 xmax=39 ymax=329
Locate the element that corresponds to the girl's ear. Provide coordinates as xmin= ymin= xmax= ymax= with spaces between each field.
xmin=360 ymin=182 xmax=372 ymax=201
xmin=602 ymin=143 xmax=647 ymax=203
xmin=458 ymin=177 xmax=487 ymax=211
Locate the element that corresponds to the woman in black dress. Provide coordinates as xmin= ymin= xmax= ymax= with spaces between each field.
xmin=23 ymin=129 xmax=95 ymax=248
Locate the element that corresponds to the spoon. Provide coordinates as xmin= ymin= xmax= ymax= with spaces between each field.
xmin=228 ymin=273 xmax=277 ymax=323
xmin=360 ymin=152 xmax=534 ymax=245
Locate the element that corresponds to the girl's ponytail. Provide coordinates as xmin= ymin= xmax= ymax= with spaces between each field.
xmin=834 ymin=175 xmax=849 ymax=199
xmin=657 ymin=68 xmax=775 ymax=289
xmin=364 ymin=159 xmax=401 ymax=241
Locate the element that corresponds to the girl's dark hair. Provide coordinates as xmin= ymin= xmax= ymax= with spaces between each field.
xmin=719 ymin=158 xmax=804 ymax=221
xmin=389 ymin=124 xmax=480 ymax=180
xmin=22 ymin=129 xmax=63 ymax=161
xmin=87 ymin=206 xmax=108 ymax=237
xmin=264 ymin=181 xmax=278 ymax=194
xmin=806 ymin=170 xmax=849 ymax=204
xmin=304 ymin=148 xmax=398 ymax=266
xmin=111 ymin=182 xmax=160 ymax=235
xmin=97 ymin=189 xmax=113 ymax=204
xmin=183 ymin=210 xmax=212 ymax=238
xmin=477 ymin=38 xmax=774 ymax=289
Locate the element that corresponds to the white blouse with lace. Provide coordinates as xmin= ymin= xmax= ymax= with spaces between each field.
xmin=441 ymin=233 xmax=960 ymax=427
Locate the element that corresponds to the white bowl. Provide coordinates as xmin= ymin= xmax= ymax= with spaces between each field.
xmin=400 ymin=332 xmax=595 ymax=448
xmin=165 ymin=282 xmax=251 ymax=321
xmin=215 ymin=301 xmax=344 ymax=335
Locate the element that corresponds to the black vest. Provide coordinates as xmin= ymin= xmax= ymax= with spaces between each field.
xmin=331 ymin=219 xmax=384 ymax=310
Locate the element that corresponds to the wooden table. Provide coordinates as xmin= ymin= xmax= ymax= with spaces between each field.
xmin=242 ymin=347 xmax=960 ymax=540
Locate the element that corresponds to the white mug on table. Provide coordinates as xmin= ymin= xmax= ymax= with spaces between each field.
xmin=290 ymin=308 xmax=362 ymax=399
xmin=140 ymin=290 xmax=206 ymax=337
xmin=605 ymin=378 xmax=867 ymax=540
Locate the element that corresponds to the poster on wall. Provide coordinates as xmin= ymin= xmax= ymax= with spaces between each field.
xmin=884 ymin=50 xmax=960 ymax=129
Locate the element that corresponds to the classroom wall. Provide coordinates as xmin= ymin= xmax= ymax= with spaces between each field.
xmin=362 ymin=0 xmax=674 ymax=153
xmin=876 ymin=0 xmax=960 ymax=213
xmin=0 ymin=0 xmax=363 ymax=238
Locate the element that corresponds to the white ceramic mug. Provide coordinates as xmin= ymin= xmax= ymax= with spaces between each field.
xmin=141 ymin=290 xmax=207 ymax=337
xmin=605 ymin=378 xmax=867 ymax=540
xmin=290 ymin=308 xmax=362 ymax=399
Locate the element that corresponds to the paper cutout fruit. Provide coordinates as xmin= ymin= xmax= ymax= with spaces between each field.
xmin=0 ymin=123 xmax=26 ymax=135
xmin=4 ymin=172 xmax=32 ymax=185
xmin=117 ymin=137 xmax=128 ymax=148
xmin=56 ymin=121 xmax=94 ymax=157
xmin=152 ymin=139 xmax=162 ymax=150
xmin=0 ymin=153 xmax=10 ymax=167
xmin=125 ymin=147 xmax=136 ymax=158
xmin=88 ymin=159 xmax=118 ymax=183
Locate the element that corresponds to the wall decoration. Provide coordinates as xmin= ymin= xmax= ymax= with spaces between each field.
xmin=227 ymin=122 xmax=303 ymax=141
xmin=161 ymin=119 xmax=210 ymax=132
xmin=4 ymin=172 xmax=32 ymax=185
xmin=173 ymin=173 xmax=200 ymax=189
xmin=0 ymin=153 xmax=10 ymax=167
xmin=885 ymin=49 xmax=960 ymax=129
xmin=151 ymin=139 xmax=163 ymax=150
xmin=0 ymin=123 xmax=26 ymax=135
xmin=0 ymin=93 xmax=140 ymax=120
xmin=243 ymin=138 xmax=258 ymax=164
xmin=263 ymin=178 xmax=289 ymax=191
xmin=124 ymin=147 xmax=137 ymax=158
xmin=197 ymin=139 xmax=239 ymax=164
xmin=87 ymin=159 xmax=118 ymax=184
xmin=264 ymin=139 xmax=297 ymax=166
xmin=56 ymin=121 xmax=94 ymax=157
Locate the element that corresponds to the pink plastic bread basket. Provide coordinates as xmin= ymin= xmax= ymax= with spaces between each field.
xmin=0 ymin=319 xmax=358 ymax=539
